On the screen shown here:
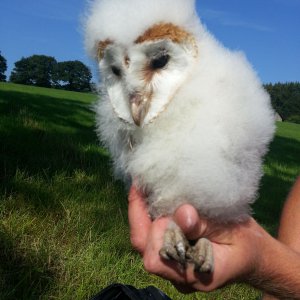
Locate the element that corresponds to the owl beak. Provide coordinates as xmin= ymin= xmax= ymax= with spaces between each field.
xmin=129 ymin=93 xmax=150 ymax=126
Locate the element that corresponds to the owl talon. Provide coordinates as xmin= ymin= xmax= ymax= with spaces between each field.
xmin=160 ymin=225 xmax=214 ymax=273
xmin=159 ymin=222 xmax=189 ymax=265
xmin=186 ymin=238 xmax=214 ymax=273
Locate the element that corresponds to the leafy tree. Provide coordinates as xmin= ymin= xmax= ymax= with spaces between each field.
xmin=10 ymin=55 xmax=57 ymax=87
xmin=0 ymin=52 xmax=7 ymax=82
xmin=54 ymin=60 xmax=92 ymax=92
xmin=265 ymin=82 xmax=300 ymax=124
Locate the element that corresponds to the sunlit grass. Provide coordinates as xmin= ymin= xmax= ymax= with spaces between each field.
xmin=1 ymin=82 xmax=299 ymax=299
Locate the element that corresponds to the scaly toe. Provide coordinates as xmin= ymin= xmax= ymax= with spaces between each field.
xmin=186 ymin=238 xmax=214 ymax=273
xmin=159 ymin=221 xmax=189 ymax=265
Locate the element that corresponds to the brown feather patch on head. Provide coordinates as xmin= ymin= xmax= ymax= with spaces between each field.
xmin=97 ymin=39 xmax=113 ymax=60
xmin=135 ymin=23 xmax=198 ymax=57
xmin=135 ymin=22 xmax=192 ymax=44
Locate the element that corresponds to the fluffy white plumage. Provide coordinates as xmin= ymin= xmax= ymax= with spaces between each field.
xmin=84 ymin=0 xmax=275 ymax=223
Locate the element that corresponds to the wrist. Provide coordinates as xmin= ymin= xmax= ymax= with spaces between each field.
xmin=253 ymin=227 xmax=279 ymax=278
xmin=233 ymin=219 xmax=272 ymax=283
xmin=247 ymin=226 xmax=300 ymax=298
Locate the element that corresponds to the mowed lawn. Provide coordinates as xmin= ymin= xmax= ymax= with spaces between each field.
xmin=0 ymin=82 xmax=299 ymax=300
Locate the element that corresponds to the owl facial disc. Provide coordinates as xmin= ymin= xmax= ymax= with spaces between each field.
xmin=98 ymin=23 xmax=198 ymax=127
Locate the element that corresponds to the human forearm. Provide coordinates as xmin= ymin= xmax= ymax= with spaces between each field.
xmin=277 ymin=176 xmax=300 ymax=251
xmin=249 ymin=231 xmax=300 ymax=299
xmin=262 ymin=177 xmax=300 ymax=300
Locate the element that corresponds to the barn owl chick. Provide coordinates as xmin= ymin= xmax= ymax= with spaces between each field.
xmin=84 ymin=0 xmax=275 ymax=273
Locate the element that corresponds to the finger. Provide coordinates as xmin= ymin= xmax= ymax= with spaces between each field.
xmin=128 ymin=185 xmax=151 ymax=253
xmin=174 ymin=204 xmax=208 ymax=240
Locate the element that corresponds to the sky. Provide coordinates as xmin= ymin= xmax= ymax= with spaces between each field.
xmin=0 ymin=0 xmax=299 ymax=84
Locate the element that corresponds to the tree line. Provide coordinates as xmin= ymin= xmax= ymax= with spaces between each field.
xmin=0 ymin=52 xmax=92 ymax=92
xmin=264 ymin=82 xmax=300 ymax=124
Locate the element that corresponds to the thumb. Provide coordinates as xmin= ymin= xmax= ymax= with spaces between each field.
xmin=128 ymin=185 xmax=151 ymax=253
xmin=173 ymin=204 xmax=208 ymax=240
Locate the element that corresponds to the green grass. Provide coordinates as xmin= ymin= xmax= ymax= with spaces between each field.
xmin=0 ymin=82 xmax=299 ymax=299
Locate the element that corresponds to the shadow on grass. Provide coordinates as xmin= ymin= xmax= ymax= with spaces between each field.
xmin=253 ymin=134 xmax=300 ymax=234
xmin=0 ymin=88 xmax=111 ymax=187
xmin=0 ymin=87 xmax=128 ymax=298
xmin=0 ymin=90 xmax=94 ymax=135
xmin=0 ymin=231 xmax=54 ymax=300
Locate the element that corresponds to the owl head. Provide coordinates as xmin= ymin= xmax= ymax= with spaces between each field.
xmin=84 ymin=0 xmax=203 ymax=126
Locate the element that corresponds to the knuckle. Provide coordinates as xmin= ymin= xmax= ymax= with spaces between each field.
xmin=143 ymin=255 xmax=157 ymax=273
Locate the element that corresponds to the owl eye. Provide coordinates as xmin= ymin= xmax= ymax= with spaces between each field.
xmin=151 ymin=54 xmax=170 ymax=70
xmin=111 ymin=66 xmax=121 ymax=77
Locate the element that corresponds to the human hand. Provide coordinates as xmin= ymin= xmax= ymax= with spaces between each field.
xmin=128 ymin=185 xmax=271 ymax=293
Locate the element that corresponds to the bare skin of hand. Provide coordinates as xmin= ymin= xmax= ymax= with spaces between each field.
xmin=128 ymin=185 xmax=269 ymax=293
xmin=129 ymin=178 xmax=300 ymax=299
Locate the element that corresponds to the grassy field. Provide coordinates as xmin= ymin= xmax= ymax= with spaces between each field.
xmin=0 ymin=82 xmax=299 ymax=300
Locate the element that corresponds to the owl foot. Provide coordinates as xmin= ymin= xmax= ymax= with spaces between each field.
xmin=159 ymin=222 xmax=189 ymax=265
xmin=186 ymin=238 xmax=214 ymax=273
xmin=159 ymin=222 xmax=214 ymax=273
